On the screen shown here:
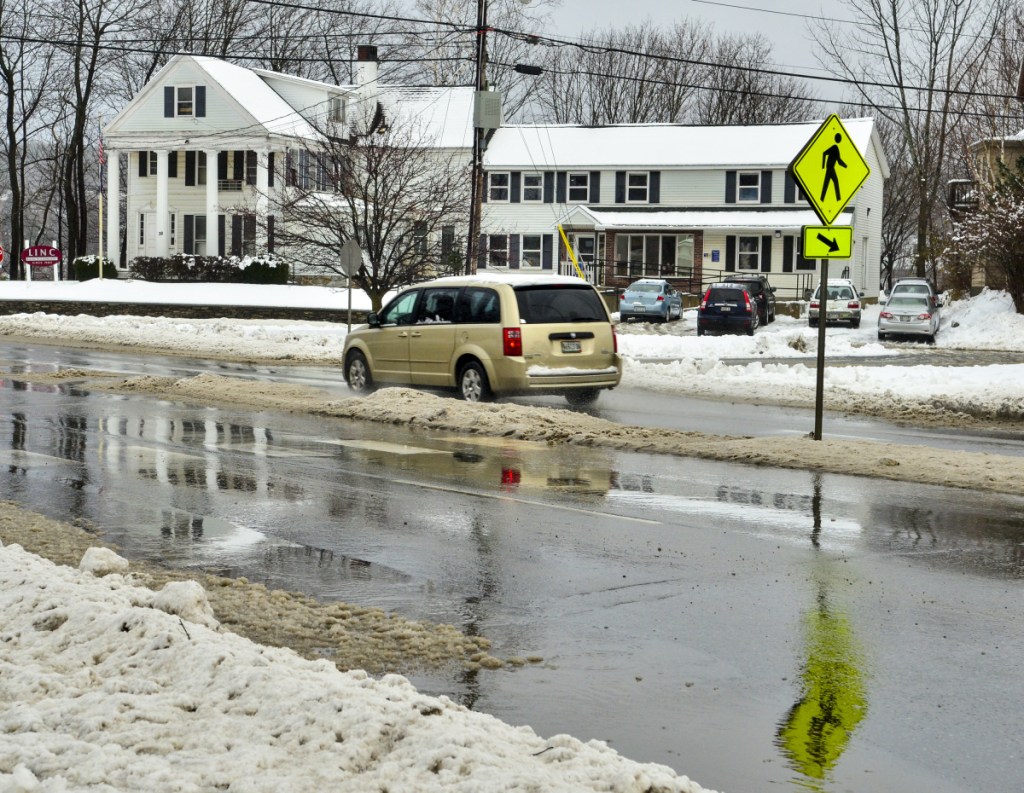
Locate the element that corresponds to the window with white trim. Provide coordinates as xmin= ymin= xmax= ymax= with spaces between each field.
xmin=148 ymin=151 xmax=158 ymax=175
xmin=626 ymin=172 xmax=649 ymax=203
xmin=488 ymin=172 xmax=510 ymax=202
xmin=488 ymin=235 xmax=508 ymax=267
xmin=176 ymin=86 xmax=194 ymax=117
xmin=523 ymin=173 xmax=543 ymax=202
xmin=522 ymin=235 xmax=542 ymax=267
xmin=568 ymin=172 xmax=589 ymax=202
xmin=329 ymin=96 xmax=345 ymax=123
xmin=614 ymin=233 xmax=694 ymax=278
xmin=738 ymin=236 xmax=761 ymax=270
xmin=738 ymin=171 xmax=761 ymax=202
xmin=194 ymin=151 xmax=207 ymax=185
xmin=193 ymin=216 xmax=207 ymax=254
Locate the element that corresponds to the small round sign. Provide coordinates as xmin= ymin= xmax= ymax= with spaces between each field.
xmin=21 ymin=245 xmax=62 ymax=267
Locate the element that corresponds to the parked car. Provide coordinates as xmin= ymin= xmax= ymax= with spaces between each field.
xmin=808 ymin=279 xmax=863 ymax=328
xmin=618 ymin=278 xmax=683 ymax=323
xmin=877 ymin=293 xmax=940 ymax=342
xmin=697 ymin=282 xmax=759 ymax=336
xmin=723 ymin=274 xmax=777 ymax=324
xmin=342 ymin=274 xmax=622 ymax=405
xmin=889 ymin=277 xmax=939 ymax=309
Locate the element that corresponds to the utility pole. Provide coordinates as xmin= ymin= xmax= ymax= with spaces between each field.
xmin=466 ymin=0 xmax=489 ymax=275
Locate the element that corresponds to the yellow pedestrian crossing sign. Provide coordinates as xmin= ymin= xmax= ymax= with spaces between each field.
xmin=789 ymin=115 xmax=870 ymax=226
xmin=802 ymin=225 xmax=853 ymax=259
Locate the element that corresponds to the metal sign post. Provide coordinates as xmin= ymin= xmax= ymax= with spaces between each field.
xmin=340 ymin=239 xmax=362 ymax=334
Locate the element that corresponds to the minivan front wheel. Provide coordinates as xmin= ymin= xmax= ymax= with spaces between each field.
xmin=345 ymin=350 xmax=374 ymax=394
xmin=458 ymin=361 xmax=492 ymax=403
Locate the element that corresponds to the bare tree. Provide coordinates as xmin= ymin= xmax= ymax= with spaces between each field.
xmin=814 ymin=0 xmax=1011 ymax=279
xmin=692 ymin=33 xmax=818 ymax=125
xmin=877 ymin=117 xmax=919 ymax=291
xmin=267 ymin=119 xmax=470 ymax=311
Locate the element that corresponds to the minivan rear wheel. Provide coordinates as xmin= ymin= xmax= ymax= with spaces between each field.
xmin=458 ymin=361 xmax=492 ymax=403
xmin=345 ymin=350 xmax=374 ymax=394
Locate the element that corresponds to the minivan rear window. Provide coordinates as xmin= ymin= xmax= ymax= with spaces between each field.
xmin=515 ymin=285 xmax=607 ymax=323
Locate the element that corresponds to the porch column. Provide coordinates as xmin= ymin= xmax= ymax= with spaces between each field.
xmin=106 ymin=150 xmax=119 ymax=268
xmin=155 ymin=150 xmax=169 ymax=257
xmin=205 ymin=148 xmax=219 ymax=256
xmin=256 ymin=149 xmax=269 ymax=252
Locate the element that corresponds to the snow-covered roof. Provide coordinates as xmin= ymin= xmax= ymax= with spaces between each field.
xmin=486 ymin=119 xmax=882 ymax=171
xmin=192 ymin=56 xmax=319 ymax=138
xmin=558 ymin=207 xmax=852 ymax=231
xmin=358 ymin=86 xmax=474 ymax=149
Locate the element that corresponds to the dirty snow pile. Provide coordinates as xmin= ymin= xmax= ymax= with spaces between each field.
xmin=0 ymin=540 xmax=711 ymax=793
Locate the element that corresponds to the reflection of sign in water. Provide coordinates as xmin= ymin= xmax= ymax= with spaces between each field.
xmin=776 ymin=584 xmax=868 ymax=785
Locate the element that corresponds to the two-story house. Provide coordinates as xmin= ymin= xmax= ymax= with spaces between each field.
xmin=101 ymin=47 xmax=473 ymax=276
xmin=479 ymin=119 xmax=888 ymax=299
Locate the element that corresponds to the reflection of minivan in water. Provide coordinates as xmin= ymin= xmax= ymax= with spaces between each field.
xmin=342 ymin=274 xmax=622 ymax=404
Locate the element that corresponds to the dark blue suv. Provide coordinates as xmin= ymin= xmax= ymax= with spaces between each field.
xmin=697 ymin=282 xmax=759 ymax=336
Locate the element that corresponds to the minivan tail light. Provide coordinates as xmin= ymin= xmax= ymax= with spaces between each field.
xmin=503 ymin=327 xmax=523 ymax=356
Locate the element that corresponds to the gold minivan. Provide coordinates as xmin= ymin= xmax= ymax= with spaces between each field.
xmin=342 ymin=274 xmax=622 ymax=404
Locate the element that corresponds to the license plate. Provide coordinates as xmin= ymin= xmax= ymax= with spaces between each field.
xmin=719 ymin=306 xmax=731 ymax=312
xmin=900 ymin=316 xmax=911 ymax=322
xmin=633 ymin=304 xmax=645 ymax=311
xmin=561 ymin=340 xmax=582 ymax=353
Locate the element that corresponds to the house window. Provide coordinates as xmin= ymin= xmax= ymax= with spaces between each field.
xmin=243 ymin=214 xmax=256 ymax=256
xmin=523 ymin=173 xmax=543 ymax=202
xmin=614 ymin=234 xmax=694 ymax=278
xmin=195 ymin=152 xmax=207 ymax=185
xmin=522 ymin=235 xmax=542 ymax=267
xmin=176 ymin=86 xmax=194 ymax=117
xmin=413 ymin=222 xmax=428 ymax=255
xmin=488 ymin=172 xmax=510 ymax=202
xmin=329 ymin=96 xmax=345 ymax=123
xmin=738 ymin=171 xmax=761 ymax=202
xmin=191 ymin=216 xmax=207 ymax=254
xmin=488 ymin=235 xmax=508 ymax=267
xmin=568 ymin=172 xmax=589 ymax=202
xmin=738 ymin=236 xmax=761 ymax=270
xmin=626 ymin=172 xmax=649 ymax=203
xmin=148 ymin=151 xmax=158 ymax=175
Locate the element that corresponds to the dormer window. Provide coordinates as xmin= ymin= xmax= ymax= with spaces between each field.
xmin=329 ymin=96 xmax=345 ymax=123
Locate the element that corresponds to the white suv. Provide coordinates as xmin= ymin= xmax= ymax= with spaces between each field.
xmin=343 ymin=273 xmax=622 ymax=404
xmin=808 ymin=278 xmax=863 ymax=328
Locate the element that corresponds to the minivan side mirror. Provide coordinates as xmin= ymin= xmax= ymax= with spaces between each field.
xmin=366 ymin=311 xmax=380 ymax=328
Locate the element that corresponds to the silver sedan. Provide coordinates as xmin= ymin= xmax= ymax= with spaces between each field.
xmin=877 ymin=294 xmax=940 ymax=342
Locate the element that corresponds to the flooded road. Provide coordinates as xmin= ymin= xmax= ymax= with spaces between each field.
xmin=0 ymin=364 xmax=1021 ymax=793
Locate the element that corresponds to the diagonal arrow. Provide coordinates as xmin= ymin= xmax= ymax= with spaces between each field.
xmin=816 ymin=232 xmax=840 ymax=253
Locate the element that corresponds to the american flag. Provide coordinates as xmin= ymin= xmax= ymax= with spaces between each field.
xmin=98 ymin=125 xmax=106 ymax=167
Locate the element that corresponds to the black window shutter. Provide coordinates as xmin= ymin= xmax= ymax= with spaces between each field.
xmin=725 ymin=171 xmax=737 ymax=203
xmin=246 ymin=151 xmax=257 ymax=186
xmin=268 ymin=153 xmax=275 ymax=187
xmin=164 ymin=87 xmax=174 ymax=117
xmin=509 ymin=235 xmax=521 ymax=269
xmin=783 ymin=236 xmax=794 ymax=273
xmin=589 ymin=171 xmax=600 ymax=203
xmin=784 ymin=171 xmax=796 ymax=204
xmin=168 ymin=151 xmax=178 ymax=178
xmin=233 ymin=151 xmax=244 ymax=181
xmin=650 ymin=171 xmax=661 ymax=204
xmin=268 ymin=216 xmax=275 ymax=253
xmin=218 ymin=215 xmax=226 ymax=257
xmin=556 ymin=172 xmax=567 ymax=203
xmin=761 ymin=171 xmax=772 ymax=204
xmin=184 ymin=216 xmax=195 ymax=254
xmin=195 ymin=86 xmax=206 ymax=117
xmin=797 ymin=237 xmax=810 ymax=269
xmin=477 ymin=235 xmax=487 ymax=270
xmin=510 ymin=172 xmax=521 ymax=203
xmin=761 ymin=235 xmax=772 ymax=272
xmin=138 ymin=151 xmax=148 ymax=177
xmin=231 ymin=215 xmax=242 ymax=256
xmin=615 ymin=171 xmax=625 ymax=203
xmin=725 ymin=235 xmax=736 ymax=272
xmin=218 ymin=152 xmax=228 ymax=180
xmin=543 ymin=172 xmax=554 ymax=203
xmin=185 ymin=151 xmax=196 ymax=186
xmin=542 ymin=234 xmax=553 ymax=269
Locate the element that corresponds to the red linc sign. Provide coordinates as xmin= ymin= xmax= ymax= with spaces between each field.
xmin=21 ymin=245 xmax=62 ymax=267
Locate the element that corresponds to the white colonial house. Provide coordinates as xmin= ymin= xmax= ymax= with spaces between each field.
xmin=101 ymin=47 xmax=473 ymax=274
xmin=479 ymin=119 xmax=888 ymax=299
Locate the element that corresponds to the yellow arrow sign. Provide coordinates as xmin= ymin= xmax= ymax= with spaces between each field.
xmin=789 ymin=115 xmax=870 ymax=226
xmin=802 ymin=225 xmax=853 ymax=259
